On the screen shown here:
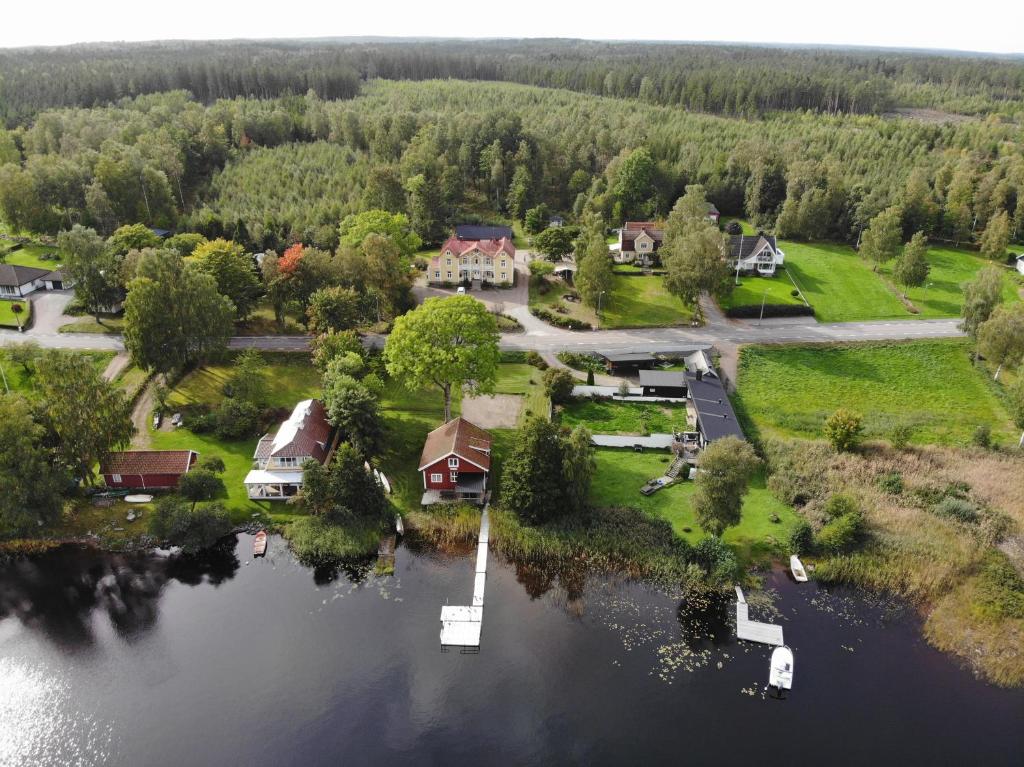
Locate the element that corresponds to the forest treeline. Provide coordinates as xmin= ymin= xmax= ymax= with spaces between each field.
xmin=1 ymin=80 xmax=1023 ymax=252
xmin=2 ymin=39 xmax=1024 ymax=126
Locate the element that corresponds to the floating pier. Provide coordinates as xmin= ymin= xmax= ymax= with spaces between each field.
xmin=734 ymin=586 xmax=784 ymax=646
xmin=440 ymin=507 xmax=490 ymax=649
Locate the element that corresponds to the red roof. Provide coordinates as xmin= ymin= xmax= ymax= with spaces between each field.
xmin=255 ymin=400 xmax=332 ymax=463
xmin=418 ymin=418 xmax=492 ymax=472
xmin=101 ymin=450 xmax=196 ymax=476
xmin=434 ymin=236 xmax=516 ymax=261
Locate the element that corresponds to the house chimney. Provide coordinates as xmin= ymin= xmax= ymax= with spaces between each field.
xmin=696 ymin=369 xmax=703 ymax=381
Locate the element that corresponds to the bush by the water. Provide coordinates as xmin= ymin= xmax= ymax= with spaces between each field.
xmin=974 ymin=553 xmax=1024 ymax=620
xmin=788 ymin=520 xmax=814 ymax=554
xmin=285 ymin=516 xmax=381 ymax=566
xmin=148 ymin=497 xmax=232 ymax=553
xmin=814 ymin=510 xmax=864 ymax=553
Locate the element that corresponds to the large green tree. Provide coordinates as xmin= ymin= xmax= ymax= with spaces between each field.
xmin=190 ymin=238 xmax=261 ymax=319
xmin=979 ymin=210 xmax=1011 ymax=262
xmin=977 ymin=302 xmax=1024 ymax=379
xmin=662 ymin=222 xmax=730 ymax=315
xmin=502 ymin=417 xmax=577 ymax=525
xmin=960 ymin=265 xmax=1005 ymax=338
xmin=123 ymin=249 xmax=235 ymax=374
xmin=338 ymin=209 xmax=422 ymax=258
xmin=892 ymin=231 xmax=930 ymax=298
xmin=859 ymin=205 xmax=904 ymax=270
xmin=574 ymin=216 xmax=613 ymax=309
xmin=384 ymin=296 xmax=500 ymax=422
xmin=107 ymin=223 xmax=162 ymax=255
xmin=533 ymin=226 xmax=577 ymax=260
xmin=297 ymin=444 xmax=387 ymax=522
xmin=692 ymin=436 xmax=760 ymax=536
xmin=35 ymin=351 xmax=134 ymax=484
xmin=307 ymin=286 xmax=364 ymax=334
xmin=57 ymin=224 xmax=121 ymax=321
xmin=0 ymin=395 xmax=66 ymax=537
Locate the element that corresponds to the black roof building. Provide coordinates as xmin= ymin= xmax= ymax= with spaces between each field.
xmin=728 ymin=233 xmax=779 ymax=260
xmin=455 ymin=225 xmax=514 ymax=241
xmin=685 ymin=372 xmax=744 ymax=443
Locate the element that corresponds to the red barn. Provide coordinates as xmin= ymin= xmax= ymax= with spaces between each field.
xmin=418 ymin=418 xmax=492 ymax=505
xmin=100 ymin=450 xmax=198 ymax=490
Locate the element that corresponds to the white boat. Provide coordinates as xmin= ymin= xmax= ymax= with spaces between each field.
xmin=395 ymin=514 xmax=404 ymax=535
xmin=124 ymin=494 xmax=154 ymax=504
xmin=769 ymin=645 xmax=794 ymax=693
xmin=790 ymin=555 xmax=809 ymax=582
xmin=378 ymin=471 xmax=392 ymax=495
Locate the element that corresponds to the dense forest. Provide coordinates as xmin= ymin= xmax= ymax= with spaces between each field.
xmin=1 ymin=77 xmax=1023 ymax=252
xmin=2 ymin=39 xmax=1024 ymax=126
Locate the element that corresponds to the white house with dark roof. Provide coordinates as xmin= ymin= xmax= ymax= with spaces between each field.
xmin=1017 ymin=254 xmax=1024 ymax=276
xmin=729 ymin=234 xmax=785 ymax=276
xmin=243 ymin=399 xmax=334 ymax=500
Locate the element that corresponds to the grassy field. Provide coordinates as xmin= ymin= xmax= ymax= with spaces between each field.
xmin=58 ymin=315 xmax=124 ymax=334
xmin=559 ymin=399 xmax=688 ymax=435
xmin=0 ymin=243 xmax=60 ymax=270
xmin=590 ymin=449 xmax=797 ymax=560
xmin=0 ymin=299 xmax=30 ymax=328
xmin=602 ymin=274 xmax=695 ymax=328
xmin=493 ymin=363 xmax=550 ymax=423
xmin=781 ymin=241 xmax=909 ymax=322
xmin=735 ymin=340 xmax=1016 ymax=446
xmin=878 ymin=245 xmax=1020 ymax=318
xmin=235 ymin=301 xmax=307 ymax=336
xmin=0 ymin=348 xmax=113 ymax=395
xmin=529 ymin=277 xmax=597 ymax=327
xmin=166 ymin=353 xmax=321 ymax=409
xmin=718 ymin=274 xmax=806 ymax=310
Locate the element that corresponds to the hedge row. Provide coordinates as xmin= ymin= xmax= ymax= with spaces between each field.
xmin=530 ymin=307 xmax=592 ymax=330
xmin=724 ymin=303 xmax=815 ymax=319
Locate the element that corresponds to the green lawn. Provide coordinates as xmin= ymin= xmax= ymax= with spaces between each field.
xmin=0 ymin=348 xmax=113 ymax=395
xmin=167 ymin=352 xmax=321 ymax=410
xmin=782 ymin=241 xmax=909 ymax=322
xmin=734 ymin=340 xmax=1016 ymax=446
xmin=0 ymin=299 xmax=30 ymax=328
xmin=529 ymin=277 xmax=598 ymax=327
xmin=560 ymin=399 xmax=688 ymax=435
xmin=590 ymin=449 xmax=797 ymax=560
xmin=878 ymin=246 xmax=1020 ymax=318
xmin=493 ymin=363 xmax=550 ymax=423
xmin=719 ymin=274 xmax=806 ymax=310
xmin=601 ymin=274 xmax=695 ymax=328
xmin=1 ymin=243 xmax=60 ymax=270
xmin=58 ymin=316 xmax=124 ymax=334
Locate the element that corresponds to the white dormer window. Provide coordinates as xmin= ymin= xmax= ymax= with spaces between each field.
xmin=448 ymin=457 xmax=458 ymax=468
xmin=639 ymin=242 xmax=648 ymax=249
xmin=446 ymin=250 xmax=451 ymax=256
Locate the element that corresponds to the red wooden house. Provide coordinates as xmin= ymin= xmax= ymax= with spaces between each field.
xmin=418 ymin=418 xmax=492 ymax=505
xmin=100 ymin=450 xmax=198 ymax=490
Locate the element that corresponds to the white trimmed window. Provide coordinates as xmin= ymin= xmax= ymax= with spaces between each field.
xmin=430 ymin=473 xmax=442 ymax=483
xmin=447 ymin=271 xmax=452 ymax=279
xmin=500 ymin=259 xmax=506 ymax=268
xmin=446 ymin=258 xmax=452 ymax=266
xmin=111 ymin=473 xmax=122 ymax=483
xmin=448 ymin=457 xmax=458 ymax=467
xmin=450 ymin=471 xmax=458 ymax=482
xmin=500 ymin=272 xmax=507 ymax=281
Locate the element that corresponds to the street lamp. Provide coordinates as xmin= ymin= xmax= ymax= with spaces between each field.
xmin=921 ymin=281 xmax=934 ymax=306
xmin=597 ymin=290 xmax=606 ymax=318
xmin=758 ymin=288 xmax=768 ymax=326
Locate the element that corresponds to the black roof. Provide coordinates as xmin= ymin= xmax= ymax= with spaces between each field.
xmin=0 ymin=264 xmax=51 ymax=286
xmin=639 ymin=369 xmax=687 ymax=388
xmin=600 ymin=352 xmax=657 ymax=364
xmin=455 ymin=225 xmax=513 ymax=241
xmin=729 ymin=234 xmax=777 ymax=260
xmin=686 ymin=372 xmax=745 ymax=442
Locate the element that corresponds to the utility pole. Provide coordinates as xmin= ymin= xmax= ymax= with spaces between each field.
xmin=0 ymin=356 xmax=8 ymax=394
xmin=597 ymin=290 xmax=606 ymax=324
xmin=758 ymin=288 xmax=768 ymax=326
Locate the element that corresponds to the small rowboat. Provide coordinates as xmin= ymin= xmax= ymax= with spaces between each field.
xmin=769 ymin=645 xmax=795 ymax=695
xmin=790 ymin=554 xmax=809 ymax=583
xmin=395 ymin=515 xmax=405 ymax=536
xmin=253 ymin=530 xmax=268 ymax=557
xmin=125 ymin=494 xmax=154 ymax=504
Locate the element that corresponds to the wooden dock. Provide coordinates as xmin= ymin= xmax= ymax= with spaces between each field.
xmin=440 ymin=507 xmax=489 ymax=648
xmin=734 ymin=586 xmax=784 ymax=646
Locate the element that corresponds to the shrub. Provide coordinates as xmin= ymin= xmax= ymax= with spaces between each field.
xmin=148 ymin=497 xmax=232 ymax=553
xmin=693 ymin=536 xmax=739 ymax=583
xmin=814 ymin=511 xmax=864 ymax=554
xmin=974 ymin=553 xmax=1024 ymax=619
xmin=889 ymin=423 xmax=914 ymax=450
xmin=823 ymin=493 xmax=859 ymax=520
xmin=617 ymin=379 xmax=631 ymax=398
xmin=178 ymin=469 xmax=225 ymax=507
xmin=788 ymin=520 xmax=813 ymax=554
xmin=824 ymin=408 xmax=863 ymax=452
xmin=556 ymin=351 xmax=604 ymax=373
xmin=530 ymin=307 xmax=591 ymax=330
xmin=198 ymin=455 xmax=226 ymax=474
xmin=586 ymin=369 xmax=595 ymax=386
xmin=525 ymin=350 xmax=548 ymax=369
xmin=285 ymin=516 xmax=381 ymax=566
xmin=542 ymin=367 xmax=576 ymax=404
xmin=933 ymin=496 xmax=980 ymax=524
xmin=725 ymin=221 xmax=742 ymax=235
xmin=972 ymin=424 xmax=992 ymax=448
xmin=877 ymin=472 xmax=903 ymax=494
xmin=213 ymin=399 xmax=261 ymax=440
xmin=790 ymin=289 xmax=800 ymax=298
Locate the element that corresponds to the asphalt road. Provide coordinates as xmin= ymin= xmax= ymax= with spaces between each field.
xmin=0 ymin=316 xmax=964 ymax=355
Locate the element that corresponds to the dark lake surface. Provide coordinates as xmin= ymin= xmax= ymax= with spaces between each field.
xmin=2 ymin=534 xmax=1023 ymax=766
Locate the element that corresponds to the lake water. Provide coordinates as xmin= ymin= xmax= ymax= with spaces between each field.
xmin=1 ymin=534 xmax=1022 ymax=766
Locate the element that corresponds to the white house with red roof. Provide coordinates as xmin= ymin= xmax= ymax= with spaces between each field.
xmin=243 ymin=399 xmax=334 ymax=500
xmin=418 ymin=417 xmax=493 ymax=505
xmin=429 ymin=235 xmax=516 ymax=287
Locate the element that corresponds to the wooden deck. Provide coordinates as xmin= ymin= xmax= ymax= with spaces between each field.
xmin=734 ymin=586 xmax=785 ymax=646
xmin=440 ymin=506 xmax=490 ymax=648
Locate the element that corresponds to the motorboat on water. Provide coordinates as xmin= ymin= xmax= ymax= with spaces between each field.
xmin=790 ymin=554 xmax=809 ymax=582
xmin=769 ymin=645 xmax=794 ymax=696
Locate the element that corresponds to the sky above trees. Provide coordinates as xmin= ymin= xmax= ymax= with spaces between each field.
xmin=2 ymin=0 xmax=1021 ymax=54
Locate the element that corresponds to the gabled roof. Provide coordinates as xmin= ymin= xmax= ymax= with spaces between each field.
xmin=455 ymin=225 xmax=513 ymax=241
xmin=0 ymin=264 xmax=50 ymax=287
xmin=707 ymin=202 xmax=721 ymax=216
xmin=686 ymin=373 xmax=745 ymax=442
xmin=101 ymin=450 xmax=197 ymax=476
xmin=419 ymin=417 xmax=493 ymax=472
xmin=263 ymin=400 xmax=332 ymax=461
xmin=729 ymin=234 xmax=778 ymax=260
xmin=436 ymin=236 xmax=516 ymax=259
xmin=622 ymin=221 xmax=665 ymax=240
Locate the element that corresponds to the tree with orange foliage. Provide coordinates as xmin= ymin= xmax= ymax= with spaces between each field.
xmin=279 ymin=243 xmax=305 ymax=275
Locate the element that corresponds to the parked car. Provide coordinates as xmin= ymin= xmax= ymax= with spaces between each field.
xmin=152 ymin=413 xmax=162 ymax=429
xmin=457 ymin=286 xmax=466 ymax=295
xmin=170 ymin=413 xmax=183 ymax=427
